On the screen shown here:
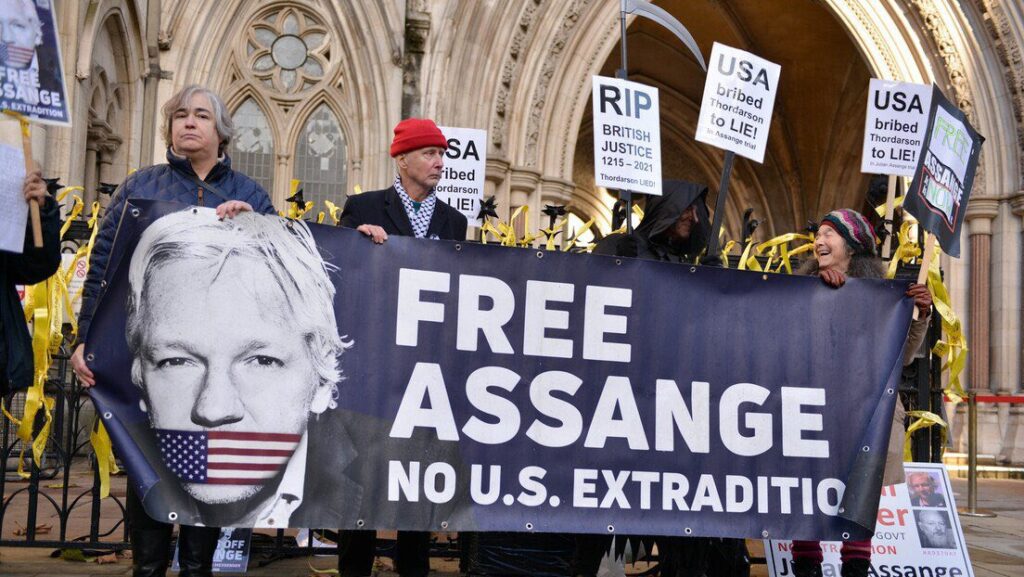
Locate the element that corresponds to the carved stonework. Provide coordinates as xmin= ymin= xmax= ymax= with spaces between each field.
xmin=492 ymin=0 xmax=545 ymax=150
xmin=238 ymin=4 xmax=334 ymax=98
xmin=907 ymin=0 xmax=986 ymax=191
xmin=524 ymin=0 xmax=594 ymax=167
xmin=974 ymin=0 xmax=1024 ymax=184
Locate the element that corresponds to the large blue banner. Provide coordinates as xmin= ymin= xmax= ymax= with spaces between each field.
xmin=86 ymin=199 xmax=914 ymax=541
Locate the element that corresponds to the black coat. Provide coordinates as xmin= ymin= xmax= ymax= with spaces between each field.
xmin=1 ymin=197 xmax=62 ymax=396
xmin=594 ymin=180 xmax=710 ymax=263
xmin=340 ymin=186 xmax=467 ymax=241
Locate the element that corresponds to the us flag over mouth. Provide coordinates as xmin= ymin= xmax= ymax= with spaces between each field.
xmin=156 ymin=430 xmax=301 ymax=485
xmin=0 ymin=42 xmax=36 ymax=68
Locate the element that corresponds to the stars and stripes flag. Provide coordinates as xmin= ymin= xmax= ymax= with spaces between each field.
xmin=0 ymin=42 xmax=36 ymax=68
xmin=156 ymin=430 xmax=300 ymax=485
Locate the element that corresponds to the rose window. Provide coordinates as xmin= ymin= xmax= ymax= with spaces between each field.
xmin=246 ymin=7 xmax=330 ymax=94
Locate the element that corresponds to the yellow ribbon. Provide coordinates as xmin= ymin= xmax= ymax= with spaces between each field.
xmin=90 ymin=421 xmax=120 ymax=498
xmin=904 ymin=410 xmax=948 ymax=461
xmin=874 ymin=195 xmax=907 ymax=218
xmin=563 ymin=217 xmax=596 ymax=252
xmin=324 ymin=200 xmax=342 ymax=225
xmin=886 ymin=221 xmax=922 ymax=279
xmin=541 ymin=219 xmax=567 ymax=251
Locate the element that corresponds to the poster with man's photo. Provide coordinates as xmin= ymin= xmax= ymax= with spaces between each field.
xmin=0 ymin=0 xmax=70 ymax=125
xmin=903 ymin=86 xmax=983 ymax=258
xmin=765 ymin=463 xmax=973 ymax=577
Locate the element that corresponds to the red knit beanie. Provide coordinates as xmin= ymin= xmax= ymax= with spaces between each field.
xmin=390 ymin=118 xmax=448 ymax=157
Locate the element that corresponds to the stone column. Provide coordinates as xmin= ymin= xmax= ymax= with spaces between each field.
xmin=965 ymin=197 xmax=1000 ymax=393
xmin=82 ymin=138 xmax=100 ymax=208
xmin=275 ymin=153 xmax=291 ymax=209
xmin=1001 ymin=193 xmax=1024 ymax=463
xmin=508 ymin=167 xmax=540 ymax=242
xmin=481 ymin=158 xmax=510 ymax=241
xmin=963 ymin=197 xmax=1000 ymax=457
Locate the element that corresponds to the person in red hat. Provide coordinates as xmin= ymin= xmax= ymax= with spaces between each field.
xmin=336 ymin=118 xmax=467 ymax=577
xmin=340 ymin=118 xmax=467 ymax=245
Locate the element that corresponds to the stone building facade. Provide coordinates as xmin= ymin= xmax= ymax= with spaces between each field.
xmin=31 ymin=0 xmax=1024 ymax=462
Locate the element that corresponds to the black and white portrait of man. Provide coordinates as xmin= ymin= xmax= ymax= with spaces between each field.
xmin=125 ymin=208 xmax=351 ymax=528
xmin=914 ymin=509 xmax=956 ymax=549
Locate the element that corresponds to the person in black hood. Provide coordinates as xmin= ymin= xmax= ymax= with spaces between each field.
xmin=574 ymin=179 xmax=719 ymax=577
xmin=594 ymin=179 xmax=711 ymax=262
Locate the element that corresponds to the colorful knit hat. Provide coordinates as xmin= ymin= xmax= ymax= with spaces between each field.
xmin=390 ymin=118 xmax=448 ymax=157
xmin=820 ymin=208 xmax=877 ymax=256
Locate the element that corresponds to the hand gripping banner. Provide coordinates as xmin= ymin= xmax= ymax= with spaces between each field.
xmin=86 ymin=200 xmax=914 ymax=540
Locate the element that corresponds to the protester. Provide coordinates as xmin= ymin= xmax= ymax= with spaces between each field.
xmin=1 ymin=170 xmax=60 ymax=398
xmin=593 ymin=179 xmax=710 ymax=262
xmin=70 ymin=84 xmax=274 ymax=577
xmin=336 ymin=117 xmax=467 ymax=577
xmin=907 ymin=472 xmax=946 ymax=507
xmin=584 ymin=180 xmax=721 ymax=577
xmin=792 ymin=209 xmax=932 ymax=577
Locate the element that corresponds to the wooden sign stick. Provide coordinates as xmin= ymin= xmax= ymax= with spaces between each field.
xmin=16 ymin=116 xmax=42 ymax=248
xmin=881 ymin=174 xmax=898 ymax=259
xmin=913 ymin=233 xmax=937 ymax=320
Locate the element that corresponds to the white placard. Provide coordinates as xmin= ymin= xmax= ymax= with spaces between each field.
xmin=695 ymin=43 xmax=781 ymax=163
xmin=862 ymin=79 xmax=933 ymax=176
xmin=60 ymin=253 xmax=88 ymax=319
xmin=592 ymin=76 xmax=662 ymax=196
xmin=0 ymin=143 xmax=28 ymax=253
xmin=436 ymin=126 xmax=487 ymax=227
xmin=765 ymin=463 xmax=973 ymax=577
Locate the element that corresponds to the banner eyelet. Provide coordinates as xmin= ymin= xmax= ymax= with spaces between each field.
xmin=536 ymin=251 xmax=544 ymax=258
xmin=525 ymin=522 xmax=534 ymax=531
xmin=168 ymin=512 xmax=178 ymax=521
xmin=615 ymin=259 xmax=622 ymax=265
xmin=762 ymin=274 xmax=768 ymax=280
xmin=102 ymin=412 xmax=112 ymax=419
xmin=607 ymin=525 xmax=615 ymax=533
xmin=887 ymin=388 xmax=894 ymax=394
xmin=192 ymin=208 xmax=198 ymax=214
xmin=761 ymin=530 xmax=769 ymax=538
xmin=684 ymin=527 xmax=692 ymax=535
xmin=862 ymin=445 xmax=870 ymax=452
xmin=130 ymin=208 xmax=140 ymax=217
xmin=356 ymin=519 xmax=364 ymax=528
xmin=690 ymin=267 xmax=697 ymax=273
xmin=86 ymin=353 xmax=95 ymax=362
xmin=455 ymin=244 xmax=462 ymax=251
xmin=842 ymin=532 xmax=851 ymax=540
xmin=441 ymin=521 xmax=449 ymax=529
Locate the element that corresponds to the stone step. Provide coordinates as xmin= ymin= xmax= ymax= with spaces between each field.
xmin=942 ymin=452 xmax=1024 ymax=480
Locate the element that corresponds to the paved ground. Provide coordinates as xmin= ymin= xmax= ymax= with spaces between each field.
xmin=0 ymin=476 xmax=1020 ymax=576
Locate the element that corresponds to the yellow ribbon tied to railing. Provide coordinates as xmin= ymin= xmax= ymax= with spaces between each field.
xmin=904 ymin=410 xmax=948 ymax=461
xmin=562 ymin=217 xmax=596 ymax=252
xmin=885 ymin=221 xmax=922 ymax=279
xmin=90 ymin=421 xmax=120 ymax=498
xmin=541 ymin=219 xmax=567 ymax=251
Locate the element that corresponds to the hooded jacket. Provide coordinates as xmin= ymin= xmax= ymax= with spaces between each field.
xmin=594 ymin=179 xmax=711 ymax=263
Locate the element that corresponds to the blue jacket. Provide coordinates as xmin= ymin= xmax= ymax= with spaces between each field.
xmin=77 ymin=149 xmax=275 ymax=342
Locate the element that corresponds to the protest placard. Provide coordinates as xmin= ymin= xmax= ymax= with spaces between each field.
xmin=862 ymin=79 xmax=932 ymax=176
xmin=0 ymin=0 xmax=70 ymax=125
xmin=0 ymin=141 xmax=27 ymax=252
xmin=437 ymin=126 xmax=486 ymax=227
xmin=592 ymin=76 xmax=661 ymax=196
xmin=174 ymin=528 xmax=252 ymax=573
xmin=766 ymin=463 xmax=973 ymax=577
xmin=904 ymin=87 xmax=984 ymax=258
xmin=695 ymin=43 xmax=780 ymax=163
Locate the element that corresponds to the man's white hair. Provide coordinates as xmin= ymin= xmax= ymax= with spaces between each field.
xmin=125 ymin=209 xmax=351 ymax=408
